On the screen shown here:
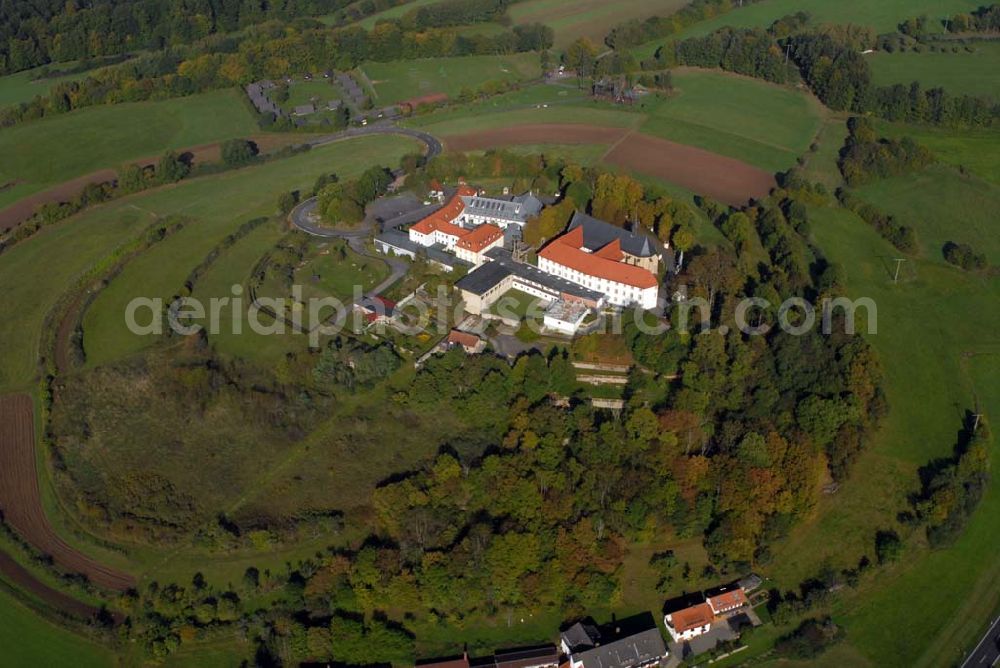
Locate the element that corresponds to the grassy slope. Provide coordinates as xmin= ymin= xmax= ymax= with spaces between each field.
xmin=640 ymin=69 xmax=824 ymax=171
xmin=0 ymin=63 xmax=99 ymax=108
xmin=630 ymin=0 xmax=984 ymax=59
xmin=0 ymin=589 xmax=113 ymax=668
xmin=81 ymin=134 xmax=421 ymax=366
xmin=879 ymin=121 xmax=1000 ymax=186
xmin=869 ymin=42 xmax=1000 ymax=100
xmin=771 ymin=202 xmax=1000 ymax=668
xmin=360 ymin=53 xmax=542 ymax=104
xmin=856 ymin=164 xmax=1000 ymax=265
xmin=414 ymin=71 xmax=822 ymax=172
xmin=508 ymin=0 xmax=689 ymax=48
xmin=0 ymin=134 xmax=418 ymax=391
xmin=0 ymin=89 xmax=258 ymax=210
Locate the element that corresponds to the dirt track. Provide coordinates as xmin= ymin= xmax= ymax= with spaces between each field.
xmin=0 ymin=394 xmax=134 ymax=592
xmin=441 ymin=123 xmax=776 ymax=206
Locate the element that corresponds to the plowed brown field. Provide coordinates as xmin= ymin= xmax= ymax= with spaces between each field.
xmin=0 ymin=394 xmax=133 ymax=592
xmin=440 ymin=123 xmax=776 ymax=206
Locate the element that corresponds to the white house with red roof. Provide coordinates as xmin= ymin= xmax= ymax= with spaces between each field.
xmin=408 ymin=184 xmax=478 ymax=249
xmin=455 ymin=223 xmax=504 ymax=265
xmin=536 ymin=213 xmax=662 ymax=309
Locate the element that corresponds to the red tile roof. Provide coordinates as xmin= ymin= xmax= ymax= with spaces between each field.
xmin=456 ymin=224 xmax=503 ymax=253
xmin=538 ymin=226 xmax=658 ymax=289
xmin=411 ymin=184 xmax=477 ymax=237
xmin=707 ymin=588 xmax=749 ymax=613
xmin=669 ymin=603 xmax=714 ymax=633
xmin=447 ymin=330 xmax=482 ymax=349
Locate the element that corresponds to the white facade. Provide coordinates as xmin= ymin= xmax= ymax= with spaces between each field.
xmin=454 ymin=234 xmax=504 ymax=266
xmin=664 ymin=615 xmax=711 ymax=642
xmin=537 ymin=256 xmax=658 ymax=309
xmin=375 ymin=238 xmax=416 ymax=259
xmin=409 ymin=226 xmax=463 ymax=250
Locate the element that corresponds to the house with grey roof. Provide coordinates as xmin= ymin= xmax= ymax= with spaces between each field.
xmin=459 ymin=192 xmax=544 ymax=233
xmin=293 ymin=104 xmax=316 ymax=116
xmin=560 ymin=616 xmax=667 ymax=668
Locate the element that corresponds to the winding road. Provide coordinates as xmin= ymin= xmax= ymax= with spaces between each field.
xmin=287 ymin=122 xmax=445 ymax=307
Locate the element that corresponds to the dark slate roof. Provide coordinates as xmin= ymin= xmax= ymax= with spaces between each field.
xmin=375 ymin=229 xmax=419 ymax=253
xmin=567 ymin=211 xmax=656 ymax=258
xmin=461 ymin=191 xmax=543 ymax=224
xmin=561 ymin=622 xmax=601 ymax=653
xmin=454 ymin=260 xmax=513 ymax=296
xmin=571 ymin=627 xmax=666 ymax=668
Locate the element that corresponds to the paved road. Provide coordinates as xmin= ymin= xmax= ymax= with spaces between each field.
xmin=962 ymin=616 xmax=1000 ymax=668
xmin=286 ymin=122 xmax=445 ymax=311
xmin=304 ymin=122 xmax=443 ymax=160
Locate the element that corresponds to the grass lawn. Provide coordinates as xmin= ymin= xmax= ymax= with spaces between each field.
xmin=856 ymin=164 xmax=1000 ymax=265
xmin=869 ymin=42 xmax=1000 ymax=100
xmin=360 ymin=53 xmax=542 ymax=104
xmin=80 ymin=134 xmax=420 ymax=367
xmin=285 ymin=79 xmax=341 ymax=108
xmin=763 ymin=200 xmax=1000 ymax=666
xmin=0 ymin=133 xmax=419 ymax=391
xmin=879 ymin=120 xmax=1000 ymax=187
xmin=190 ymin=219 xmax=313 ymax=365
xmin=296 ymin=239 xmax=390 ymax=302
xmin=639 ymin=69 xmax=824 ymax=172
xmin=0 ymin=89 xmax=258 ymax=210
xmin=508 ymin=0 xmax=688 ymax=48
xmin=630 ymin=0 xmax=984 ymax=60
xmin=0 ymin=589 xmax=113 ymax=668
xmin=486 ymin=289 xmax=547 ymax=319
xmin=799 ymin=114 xmax=850 ymax=189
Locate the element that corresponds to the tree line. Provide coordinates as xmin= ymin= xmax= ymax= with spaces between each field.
xmin=0 ymin=0 xmax=357 ymax=76
xmin=627 ymin=13 xmax=1000 ymax=129
xmin=603 ymin=0 xmax=768 ymax=50
xmin=0 ymin=16 xmax=552 ymax=130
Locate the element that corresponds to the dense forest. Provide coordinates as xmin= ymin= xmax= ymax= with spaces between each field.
xmin=39 ymin=148 xmax=889 ymax=661
xmin=0 ymin=0 xmax=357 ymax=74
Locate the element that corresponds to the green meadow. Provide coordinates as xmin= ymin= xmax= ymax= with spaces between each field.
xmin=81 ymin=134 xmax=421 ymax=367
xmin=360 ymin=53 xmax=542 ymax=104
xmin=869 ymin=42 xmax=1000 ymax=100
xmin=0 ymin=590 xmax=112 ymax=668
xmin=631 ymin=0 xmax=984 ymax=59
xmin=0 ymin=63 xmax=106 ymax=109
xmin=508 ymin=0 xmax=688 ymax=48
xmin=857 ymin=164 xmax=1000 ymax=265
xmin=879 ymin=121 xmax=1000 ymax=186
xmin=640 ymin=69 xmax=824 ymax=171
xmin=770 ymin=201 xmax=1000 ymax=667
xmin=0 ymin=89 xmax=258 ymax=210
xmin=0 ymin=134 xmax=419 ymax=391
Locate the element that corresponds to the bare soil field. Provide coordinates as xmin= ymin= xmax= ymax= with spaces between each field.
xmin=0 ymin=394 xmax=133 ymax=591
xmin=0 ymin=133 xmax=308 ymax=232
xmin=0 ymin=551 xmax=100 ymax=619
xmin=441 ymin=124 xmax=776 ymax=205
xmin=604 ymin=132 xmax=777 ymax=206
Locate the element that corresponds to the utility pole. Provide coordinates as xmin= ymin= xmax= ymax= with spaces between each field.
xmin=892 ymin=258 xmax=906 ymax=283
xmin=972 ymin=412 xmax=983 ymax=432
xmin=785 ymin=42 xmax=791 ymax=66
